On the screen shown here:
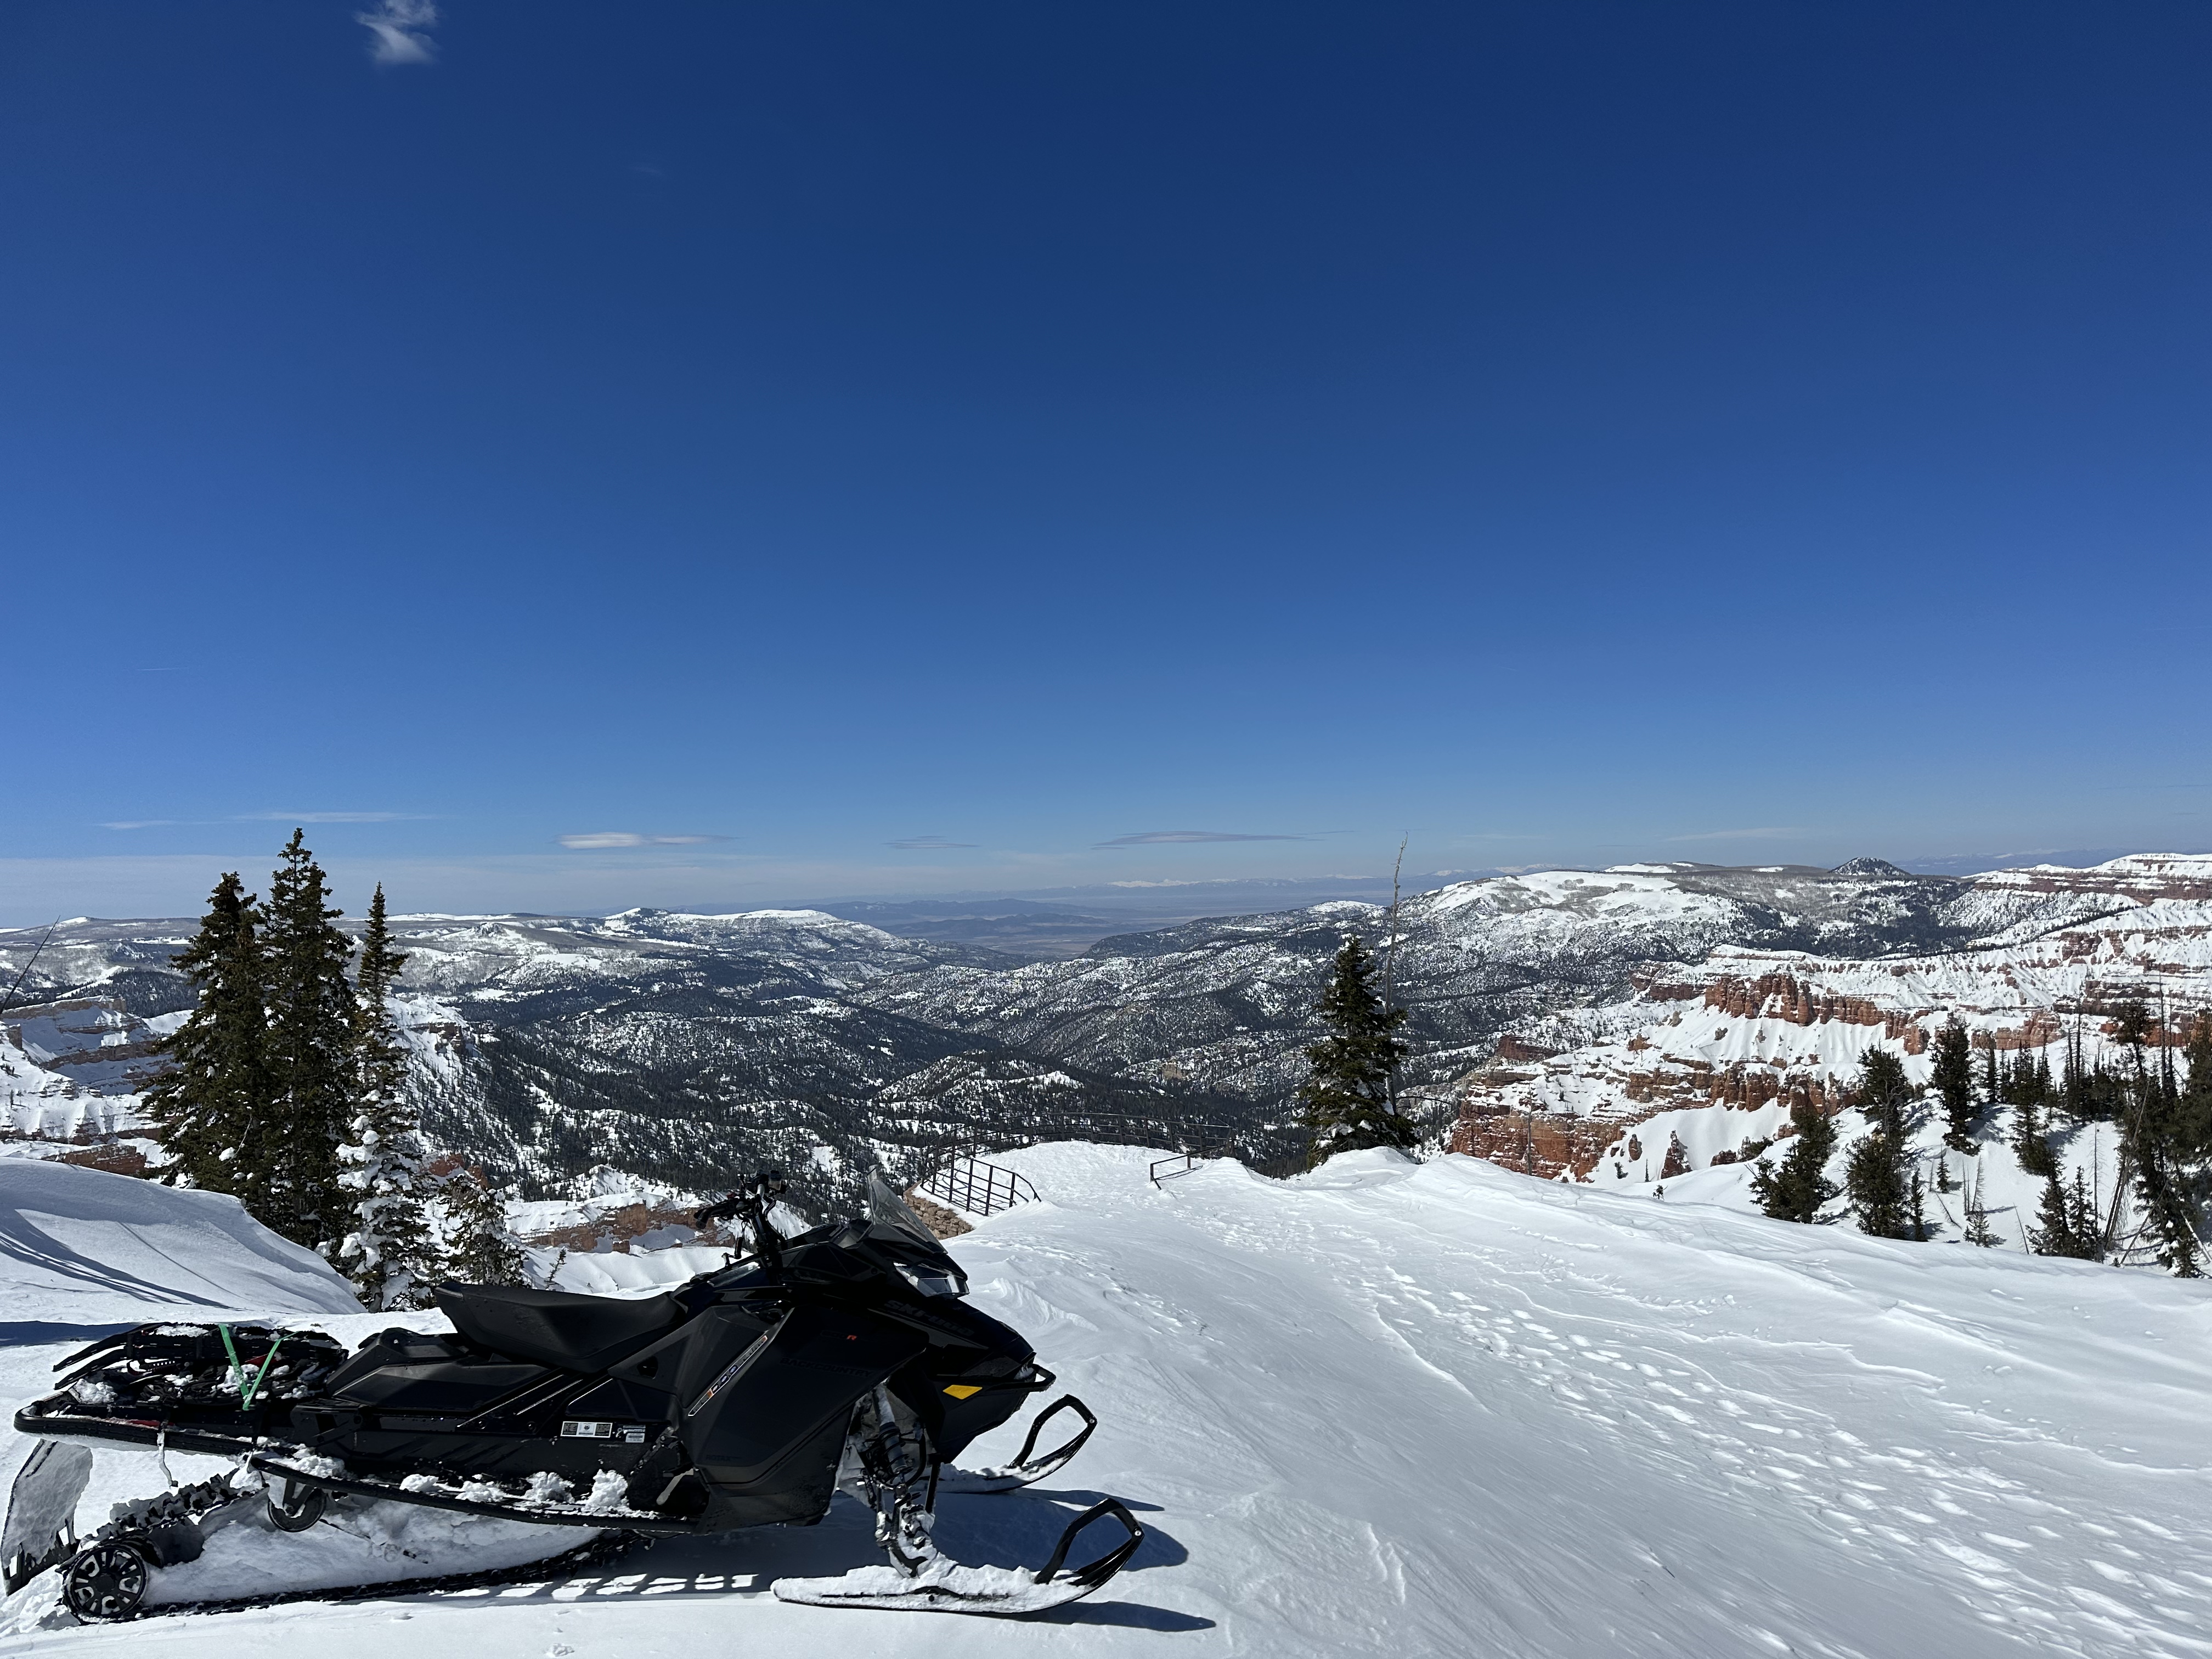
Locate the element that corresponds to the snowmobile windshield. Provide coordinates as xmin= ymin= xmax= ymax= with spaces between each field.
xmin=865 ymin=1175 xmax=966 ymax=1295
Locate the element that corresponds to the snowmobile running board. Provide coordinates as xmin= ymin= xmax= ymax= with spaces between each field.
xmin=13 ymin=1403 xmax=731 ymax=1536
xmin=16 ymin=1393 xmax=1099 ymax=1529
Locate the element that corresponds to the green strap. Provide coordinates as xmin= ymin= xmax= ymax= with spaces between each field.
xmin=242 ymin=1334 xmax=284 ymax=1410
xmin=216 ymin=1324 xmax=285 ymax=1410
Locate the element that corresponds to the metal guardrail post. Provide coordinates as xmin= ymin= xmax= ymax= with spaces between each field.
xmin=918 ymin=1152 xmax=1039 ymax=1218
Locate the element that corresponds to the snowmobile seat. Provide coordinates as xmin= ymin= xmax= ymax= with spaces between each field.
xmin=435 ymin=1283 xmax=682 ymax=1374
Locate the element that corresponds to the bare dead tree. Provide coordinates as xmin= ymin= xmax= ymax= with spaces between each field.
xmin=0 ymin=918 xmax=60 ymax=1023
xmin=1380 ymin=836 xmax=1408 ymax=1116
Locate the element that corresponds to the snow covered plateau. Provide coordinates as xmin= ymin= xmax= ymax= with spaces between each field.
xmin=3 ymin=1144 xmax=2208 ymax=1657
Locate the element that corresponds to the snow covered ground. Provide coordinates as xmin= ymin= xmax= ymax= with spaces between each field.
xmin=5 ymin=1146 xmax=2210 ymax=1656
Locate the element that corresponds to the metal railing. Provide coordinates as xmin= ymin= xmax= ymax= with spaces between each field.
xmin=1148 ymin=1152 xmax=1210 ymax=1188
xmin=917 ymin=1153 xmax=1040 ymax=1218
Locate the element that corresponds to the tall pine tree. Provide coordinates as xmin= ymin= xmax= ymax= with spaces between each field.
xmin=1750 ymin=1100 xmax=1839 ymax=1223
xmin=2123 ymin=1029 xmax=2200 ymax=1276
xmin=144 ymin=873 xmax=272 ymax=1197
xmin=259 ymin=831 xmax=357 ymax=1251
xmin=2030 ymin=1168 xmax=2103 ymax=1259
xmin=337 ymin=885 xmax=441 ymax=1308
xmin=2011 ymin=1076 xmax=2058 ymax=1179
xmin=1845 ymin=1048 xmax=1926 ymax=1239
xmin=1932 ymin=1017 xmax=1976 ymax=1153
xmin=2176 ymin=1022 xmax=2212 ymax=1161
xmin=1296 ymin=936 xmax=1414 ymax=1168
xmin=440 ymin=1167 xmax=528 ymax=1285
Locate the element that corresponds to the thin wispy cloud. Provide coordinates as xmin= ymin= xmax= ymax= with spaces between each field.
xmin=558 ymin=832 xmax=731 ymax=850
xmin=1096 ymin=829 xmax=1309 ymax=848
xmin=888 ymin=836 xmax=978 ymax=851
xmin=1666 ymin=827 xmax=1807 ymax=842
xmin=249 ymin=811 xmax=428 ymax=824
xmin=357 ymin=0 xmax=439 ymax=66
xmin=100 ymin=812 xmax=428 ymax=830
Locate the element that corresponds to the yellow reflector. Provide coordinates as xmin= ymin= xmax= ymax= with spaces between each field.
xmin=942 ymin=1384 xmax=982 ymax=1400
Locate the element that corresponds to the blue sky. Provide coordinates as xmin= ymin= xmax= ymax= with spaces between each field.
xmin=3 ymin=2 xmax=2208 ymax=921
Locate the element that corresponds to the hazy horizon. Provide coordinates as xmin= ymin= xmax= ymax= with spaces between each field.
xmin=1 ymin=842 xmax=2199 ymax=930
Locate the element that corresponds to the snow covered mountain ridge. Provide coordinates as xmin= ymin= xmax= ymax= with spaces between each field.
xmin=3 ymin=854 xmax=2207 ymax=1216
xmin=1449 ymin=853 xmax=2212 ymax=1258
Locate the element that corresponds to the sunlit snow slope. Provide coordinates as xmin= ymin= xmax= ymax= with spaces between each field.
xmin=0 ymin=1161 xmax=360 ymax=1334
xmin=5 ymin=1148 xmax=2210 ymax=1658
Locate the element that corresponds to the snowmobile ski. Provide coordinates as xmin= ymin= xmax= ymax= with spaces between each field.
xmin=9 ymin=1170 xmax=1148 ymax=1620
xmin=772 ymin=1496 xmax=1143 ymax=1615
xmin=935 ymin=1393 xmax=1096 ymax=1494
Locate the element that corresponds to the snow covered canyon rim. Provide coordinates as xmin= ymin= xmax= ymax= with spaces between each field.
xmin=3 ymin=853 xmax=2210 ymax=1218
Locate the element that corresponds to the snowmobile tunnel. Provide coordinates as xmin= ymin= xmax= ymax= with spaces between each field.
xmin=436 ymin=1283 xmax=684 ymax=1374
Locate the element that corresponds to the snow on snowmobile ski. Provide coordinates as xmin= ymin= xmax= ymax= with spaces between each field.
xmin=4 ymin=1171 xmax=1142 ymax=1622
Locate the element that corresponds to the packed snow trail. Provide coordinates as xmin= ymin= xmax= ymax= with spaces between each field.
xmin=952 ymin=1147 xmax=2212 ymax=1657
xmin=5 ymin=1149 xmax=2211 ymax=1657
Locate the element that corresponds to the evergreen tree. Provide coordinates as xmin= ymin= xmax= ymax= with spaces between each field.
xmin=1858 ymin=1047 xmax=1910 ymax=1109
xmin=1962 ymin=1162 xmax=2000 ymax=1246
xmin=2177 ymin=1023 xmax=2212 ymax=1161
xmin=2030 ymin=1169 xmax=2103 ymax=1260
xmin=2122 ymin=1030 xmax=2200 ymax=1277
xmin=144 ymin=873 xmax=272 ymax=1198
xmin=1845 ymin=1048 xmax=1921 ymax=1239
xmin=258 ymin=831 xmax=357 ymax=1251
xmin=2011 ymin=1090 xmax=2058 ymax=1180
xmin=337 ymin=886 xmax=441 ymax=1309
xmin=1295 ymin=936 xmax=1414 ymax=1167
xmin=1750 ymin=1101 xmax=1838 ymax=1223
xmin=441 ymin=1168 xmax=528 ymax=1284
xmin=1932 ymin=1017 xmax=1977 ymax=1153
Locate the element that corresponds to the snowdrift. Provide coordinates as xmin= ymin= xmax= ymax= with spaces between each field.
xmin=4 ymin=1145 xmax=2210 ymax=1657
xmin=0 ymin=1161 xmax=360 ymax=1338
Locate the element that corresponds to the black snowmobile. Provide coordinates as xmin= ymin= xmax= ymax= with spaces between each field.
xmin=4 ymin=1171 xmax=1140 ymax=1621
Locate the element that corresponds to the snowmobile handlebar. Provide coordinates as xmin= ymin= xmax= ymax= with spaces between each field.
xmin=694 ymin=1170 xmax=791 ymax=1271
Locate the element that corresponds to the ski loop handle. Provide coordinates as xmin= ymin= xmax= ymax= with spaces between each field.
xmin=1011 ymin=1393 xmax=1095 ymax=1474
xmin=1034 ymin=1497 xmax=1143 ymax=1588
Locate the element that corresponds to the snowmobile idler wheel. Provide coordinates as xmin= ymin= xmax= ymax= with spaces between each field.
xmin=268 ymin=1483 xmax=328 ymax=1532
xmin=63 ymin=1539 xmax=149 ymax=1622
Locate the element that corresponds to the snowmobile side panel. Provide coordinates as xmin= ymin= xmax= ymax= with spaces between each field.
xmin=331 ymin=1360 xmax=551 ymax=1415
xmin=561 ymin=1374 xmax=678 ymax=1424
xmin=685 ymin=1305 xmax=927 ymax=1484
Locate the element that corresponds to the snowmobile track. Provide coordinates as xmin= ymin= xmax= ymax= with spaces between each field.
xmin=87 ymin=1530 xmax=642 ymax=1623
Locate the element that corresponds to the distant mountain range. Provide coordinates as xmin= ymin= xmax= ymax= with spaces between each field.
xmin=4 ymin=854 xmax=2202 ymax=1217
